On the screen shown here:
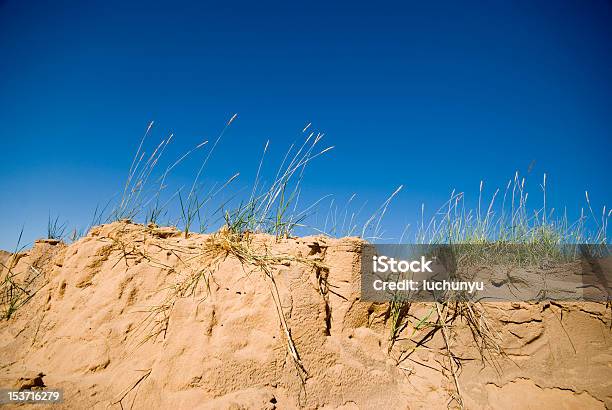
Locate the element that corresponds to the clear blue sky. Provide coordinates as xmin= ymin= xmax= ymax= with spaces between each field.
xmin=1 ymin=0 xmax=611 ymax=249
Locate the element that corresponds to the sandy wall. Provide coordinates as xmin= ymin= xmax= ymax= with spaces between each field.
xmin=1 ymin=221 xmax=610 ymax=409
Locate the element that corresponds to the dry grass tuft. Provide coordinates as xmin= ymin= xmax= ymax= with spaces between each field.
xmin=200 ymin=229 xmax=327 ymax=374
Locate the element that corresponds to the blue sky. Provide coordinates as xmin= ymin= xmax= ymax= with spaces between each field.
xmin=0 ymin=0 xmax=611 ymax=249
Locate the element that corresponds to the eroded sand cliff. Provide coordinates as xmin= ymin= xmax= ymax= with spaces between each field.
xmin=1 ymin=221 xmax=610 ymax=409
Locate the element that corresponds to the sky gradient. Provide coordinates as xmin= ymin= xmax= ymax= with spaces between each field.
xmin=1 ymin=0 xmax=611 ymax=249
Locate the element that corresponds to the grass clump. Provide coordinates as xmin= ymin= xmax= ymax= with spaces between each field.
xmin=95 ymin=118 xmax=408 ymax=244
xmin=104 ymin=117 xmax=339 ymax=241
xmin=412 ymin=173 xmax=609 ymax=268
xmin=47 ymin=213 xmax=67 ymax=240
xmin=416 ymin=172 xmax=608 ymax=246
xmin=224 ymin=128 xmax=334 ymax=240
xmin=0 ymin=229 xmax=45 ymax=320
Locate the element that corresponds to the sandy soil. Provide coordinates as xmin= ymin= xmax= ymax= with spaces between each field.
xmin=1 ymin=221 xmax=610 ymax=409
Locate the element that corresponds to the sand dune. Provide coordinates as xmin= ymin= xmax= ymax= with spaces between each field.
xmin=1 ymin=221 xmax=610 ymax=409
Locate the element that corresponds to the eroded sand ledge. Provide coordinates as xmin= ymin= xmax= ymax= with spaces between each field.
xmin=1 ymin=221 xmax=610 ymax=409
